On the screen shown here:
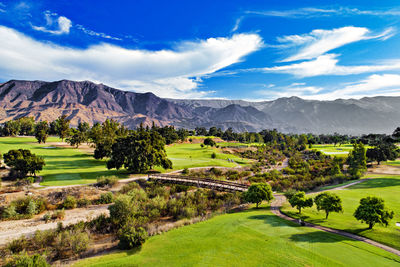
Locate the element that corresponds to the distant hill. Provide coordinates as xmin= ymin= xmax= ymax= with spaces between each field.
xmin=0 ymin=79 xmax=399 ymax=135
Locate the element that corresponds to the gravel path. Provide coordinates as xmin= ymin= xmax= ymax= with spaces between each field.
xmin=270 ymin=179 xmax=400 ymax=257
xmin=0 ymin=205 xmax=110 ymax=246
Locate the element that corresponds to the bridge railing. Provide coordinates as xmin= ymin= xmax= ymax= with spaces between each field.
xmin=148 ymin=173 xmax=249 ymax=191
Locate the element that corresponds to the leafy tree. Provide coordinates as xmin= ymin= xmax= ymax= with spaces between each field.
xmin=314 ymin=192 xmax=343 ymax=219
xmin=244 ymin=183 xmax=274 ymax=208
xmin=347 ymin=142 xmax=367 ymax=178
xmin=34 ymin=121 xmax=49 ymax=144
xmin=366 ymin=142 xmax=399 ymax=165
xmin=107 ymin=129 xmax=172 ymax=173
xmin=152 ymin=125 xmax=179 ymax=145
xmin=2 ymin=120 xmax=21 ymax=136
xmin=118 ymin=226 xmax=148 ymax=249
xmin=54 ymin=115 xmax=71 ymax=141
xmin=222 ymin=127 xmax=236 ymax=141
xmin=354 ymin=196 xmax=394 ymax=229
xmin=195 ymin=127 xmax=207 ymax=136
xmin=18 ymin=117 xmax=35 ymax=135
xmin=3 ymin=149 xmax=45 ymax=178
xmin=66 ymin=127 xmax=88 ymax=148
xmin=393 ymin=127 xmax=400 ymax=141
xmin=288 ymin=191 xmax=313 ymax=214
xmin=176 ymin=128 xmax=189 ymax=142
xmin=203 ymin=137 xmax=216 ymax=147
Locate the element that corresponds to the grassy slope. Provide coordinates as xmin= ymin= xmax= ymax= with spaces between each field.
xmin=0 ymin=137 xmax=128 ymax=186
xmin=0 ymin=137 xmax=251 ymax=186
xmin=281 ymin=174 xmax=400 ymax=250
xmin=383 ymin=159 xmax=400 ymax=166
xmin=156 ymin=143 xmax=251 ymax=171
xmin=73 ymin=207 xmax=400 ymax=267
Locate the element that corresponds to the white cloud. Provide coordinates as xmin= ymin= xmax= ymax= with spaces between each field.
xmin=245 ymin=7 xmax=400 ymax=18
xmin=32 ymin=11 xmax=71 ymax=35
xmin=262 ymin=54 xmax=400 ymax=77
xmin=231 ymin=16 xmax=243 ymax=32
xmin=75 ymin=24 xmax=123 ymax=41
xmin=276 ymin=26 xmax=394 ymax=62
xmin=256 ymin=74 xmax=400 ymax=101
xmin=0 ymin=26 xmax=262 ymax=98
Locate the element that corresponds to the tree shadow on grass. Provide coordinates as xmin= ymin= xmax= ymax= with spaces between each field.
xmin=289 ymin=231 xmax=350 ymax=243
xmin=350 ymin=178 xmax=400 ymax=189
xmin=248 ymin=213 xmax=301 ymax=228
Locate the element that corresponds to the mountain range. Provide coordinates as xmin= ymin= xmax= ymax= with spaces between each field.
xmin=0 ymin=79 xmax=399 ymax=135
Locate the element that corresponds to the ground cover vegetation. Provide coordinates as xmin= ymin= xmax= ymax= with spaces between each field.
xmin=0 ymin=181 xmax=244 ymax=265
xmin=73 ymin=207 xmax=400 ymax=267
xmin=281 ymin=174 xmax=400 ymax=250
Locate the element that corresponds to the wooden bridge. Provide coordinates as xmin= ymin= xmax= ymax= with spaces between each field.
xmin=147 ymin=173 xmax=249 ymax=192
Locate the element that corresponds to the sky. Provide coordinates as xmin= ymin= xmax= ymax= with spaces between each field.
xmin=1 ymin=0 xmax=400 ymax=101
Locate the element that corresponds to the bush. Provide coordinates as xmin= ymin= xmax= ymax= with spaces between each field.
xmin=32 ymin=230 xmax=56 ymax=249
xmin=118 ymin=226 xmax=148 ymax=249
xmin=7 ymin=236 xmax=28 ymax=253
xmin=62 ymin=196 xmax=77 ymax=209
xmin=5 ymin=253 xmax=49 ymax=267
xmin=77 ymin=198 xmax=91 ymax=208
xmin=43 ymin=213 xmax=51 ymax=223
xmin=96 ymin=176 xmax=118 ymax=187
xmin=98 ymin=192 xmax=114 ymax=204
xmin=211 ymin=152 xmax=216 ymax=159
xmin=52 ymin=209 xmax=65 ymax=220
xmin=181 ymin=168 xmax=189 ymax=175
xmin=120 ymin=181 xmax=140 ymax=194
xmin=70 ymin=231 xmax=90 ymax=255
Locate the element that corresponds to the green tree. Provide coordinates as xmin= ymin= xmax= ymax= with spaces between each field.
xmin=3 ymin=120 xmax=21 ymax=136
xmin=107 ymin=129 xmax=172 ymax=173
xmin=18 ymin=117 xmax=35 ymax=135
xmin=66 ymin=128 xmax=87 ymax=148
xmin=92 ymin=119 xmax=128 ymax=159
xmin=176 ymin=128 xmax=189 ymax=142
xmin=288 ymin=191 xmax=313 ymax=214
xmin=203 ymin=137 xmax=216 ymax=147
xmin=54 ymin=115 xmax=71 ymax=141
xmin=244 ymin=183 xmax=274 ymax=208
xmin=393 ymin=127 xmax=400 ymax=141
xmin=366 ymin=142 xmax=399 ymax=165
xmin=354 ymin=196 xmax=394 ymax=229
xmin=347 ymin=142 xmax=367 ymax=178
xmin=34 ymin=121 xmax=49 ymax=144
xmin=3 ymin=149 xmax=45 ymax=178
xmin=314 ymin=192 xmax=343 ymax=219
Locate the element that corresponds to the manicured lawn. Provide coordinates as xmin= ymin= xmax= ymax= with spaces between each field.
xmin=0 ymin=137 xmax=128 ymax=186
xmin=73 ymin=207 xmax=400 ymax=267
xmin=281 ymin=174 xmax=400 ymax=250
xmin=383 ymin=159 xmax=400 ymax=166
xmin=157 ymin=143 xmax=252 ymax=171
xmin=310 ymin=144 xmax=354 ymax=158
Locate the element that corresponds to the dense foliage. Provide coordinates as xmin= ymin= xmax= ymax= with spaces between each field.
xmin=3 ymin=149 xmax=45 ymax=179
xmin=354 ymin=196 xmax=394 ymax=229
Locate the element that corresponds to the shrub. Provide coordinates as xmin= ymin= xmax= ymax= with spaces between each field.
xmin=181 ymin=168 xmax=189 ymax=175
xmin=200 ymin=144 xmax=204 ymax=148
xmin=43 ymin=213 xmax=51 ymax=223
xmin=4 ymin=253 xmax=49 ymax=267
xmin=120 ymin=181 xmax=140 ymax=194
xmin=77 ymin=198 xmax=91 ymax=208
xmin=62 ymin=196 xmax=77 ymax=209
xmin=211 ymin=152 xmax=216 ymax=159
xmin=32 ymin=230 xmax=56 ymax=249
xmin=210 ymin=167 xmax=223 ymax=176
xmin=96 ymin=176 xmax=118 ymax=187
xmin=7 ymin=236 xmax=28 ymax=253
xmin=98 ymin=192 xmax=114 ymax=204
xmin=118 ymin=226 xmax=148 ymax=249
xmin=70 ymin=231 xmax=90 ymax=255
xmin=52 ymin=209 xmax=65 ymax=220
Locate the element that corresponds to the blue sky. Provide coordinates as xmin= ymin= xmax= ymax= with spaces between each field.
xmin=1 ymin=0 xmax=400 ymax=100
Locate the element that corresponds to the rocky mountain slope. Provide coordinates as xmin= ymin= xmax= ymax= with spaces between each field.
xmin=1 ymin=79 xmax=399 ymax=134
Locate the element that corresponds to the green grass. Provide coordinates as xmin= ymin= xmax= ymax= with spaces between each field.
xmin=310 ymin=144 xmax=354 ymax=158
xmin=73 ymin=207 xmax=400 ymax=267
xmin=157 ymin=143 xmax=252 ymax=171
xmin=383 ymin=159 xmax=400 ymax=166
xmin=0 ymin=137 xmax=128 ymax=186
xmin=281 ymin=174 xmax=400 ymax=250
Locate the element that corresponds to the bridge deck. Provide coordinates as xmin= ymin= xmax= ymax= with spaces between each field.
xmin=148 ymin=174 xmax=249 ymax=192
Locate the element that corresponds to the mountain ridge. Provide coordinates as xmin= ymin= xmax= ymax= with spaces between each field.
xmin=0 ymin=79 xmax=399 ymax=135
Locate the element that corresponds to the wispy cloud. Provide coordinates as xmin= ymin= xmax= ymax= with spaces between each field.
xmin=231 ymin=16 xmax=243 ymax=32
xmin=0 ymin=26 xmax=263 ymax=98
xmin=0 ymin=2 xmax=6 ymax=13
xmin=275 ymin=26 xmax=395 ymax=62
xmin=261 ymin=54 xmax=400 ymax=77
xmin=245 ymin=7 xmax=400 ymax=19
xmin=256 ymin=74 xmax=400 ymax=100
xmin=32 ymin=11 xmax=71 ymax=35
xmin=75 ymin=24 xmax=122 ymax=41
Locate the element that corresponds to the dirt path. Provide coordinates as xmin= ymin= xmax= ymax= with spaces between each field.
xmin=0 ymin=205 xmax=110 ymax=246
xmin=270 ymin=179 xmax=400 ymax=257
